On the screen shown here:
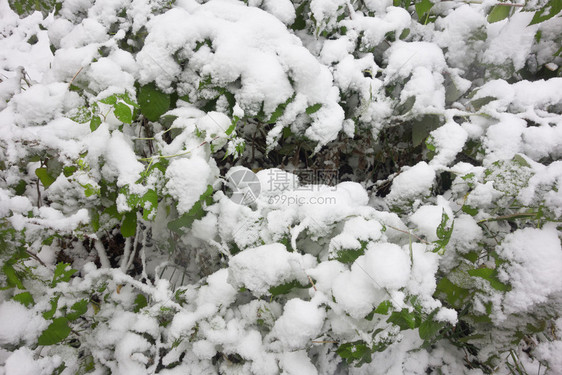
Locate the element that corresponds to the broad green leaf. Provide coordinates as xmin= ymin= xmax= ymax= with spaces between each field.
xmin=99 ymin=95 xmax=117 ymax=105
xmin=63 ymin=166 xmax=77 ymax=177
xmin=529 ymin=0 xmax=562 ymax=25
xmin=38 ymin=317 xmax=71 ymax=345
xmin=396 ymin=96 xmax=416 ymax=115
xmin=268 ymin=280 xmax=309 ymax=296
xmin=336 ymin=340 xmax=372 ymax=366
xmin=468 ymin=267 xmax=510 ymax=291
xmin=375 ymin=300 xmax=392 ymax=315
xmin=66 ymin=299 xmax=88 ymax=321
xmin=113 ymin=102 xmax=133 ymax=124
xmin=52 ymin=263 xmax=77 ymax=287
xmin=419 ymin=316 xmax=444 ymax=340
xmin=14 ymin=179 xmax=26 ymax=195
xmin=487 ymin=5 xmax=510 ymax=23
xmin=133 ymin=294 xmax=148 ymax=313
xmin=90 ymin=115 xmax=102 ymax=132
xmin=35 ymin=167 xmax=56 ymax=188
xmin=415 ymin=0 xmax=434 ymax=20
xmin=2 ymin=262 xmax=24 ymax=289
xmin=462 ymin=205 xmax=479 ymax=216
xmin=305 ymin=103 xmax=322 ymax=115
xmin=119 ymin=92 xmax=140 ymax=108
xmin=387 ymin=308 xmax=419 ymax=330
xmin=435 ymin=277 xmax=469 ymax=309
xmin=334 ymin=248 xmax=365 ymax=264
xmin=412 ymin=115 xmax=442 ymax=147
xmin=13 ymin=292 xmax=34 ymax=307
xmin=121 ymin=211 xmax=137 ymax=237
xmin=471 ymin=96 xmax=496 ymax=111
xmin=137 ymin=83 xmax=171 ymax=121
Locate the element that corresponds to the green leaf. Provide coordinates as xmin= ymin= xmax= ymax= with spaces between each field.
xmin=415 ymin=0 xmax=434 ymax=20
xmin=387 ymin=308 xmax=419 ymax=330
xmin=14 ymin=179 xmax=26 ymax=195
xmin=133 ymin=294 xmax=148 ymax=313
xmin=412 ymin=115 xmax=442 ymax=147
xmin=38 ymin=317 xmax=71 ymax=345
xmin=137 ymin=83 xmax=171 ymax=121
xmin=468 ymin=267 xmax=510 ymax=291
xmin=35 ymin=167 xmax=56 ymax=188
xmin=167 ymin=185 xmax=214 ymax=233
xmin=529 ymin=0 xmax=562 ymax=25
xmin=419 ymin=316 xmax=444 ymax=340
xmin=462 ymin=205 xmax=479 ymax=216
xmin=90 ymin=209 xmax=100 ymax=232
xmin=99 ymin=95 xmax=117 ymax=105
xmin=305 ymin=103 xmax=322 ymax=115
xmin=142 ymin=189 xmax=159 ymax=221
xmin=13 ymin=292 xmax=35 ymax=307
xmin=471 ymin=96 xmax=496 ymax=111
xmin=121 ymin=211 xmax=137 ymax=237
xmin=119 ymin=92 xmax=140 ymax=108
xmin=336 ymin=340 xmax=372 ymax=366
xmin=435 ymin=277 xmax=469 ymax=309
xmin=334 ymin=248 xmax=365 ymax=264
xmin=113 ymin=102 xmax=133 ymax=124
xmin=63 ymin=166 xmax=77 ymax=177
xmin=487 ymin=5 xmax=511 ymax=23
xmin=52 ymin=263 xmax=77 ymax=287
xmin=396 ymin=96 xmax=416 ymax=115
xmin=268 ymin=280 xmax=309 ymax=296
xmin=375 ymin=300 xmax=392 ymax=315
xmin=90 ymin=115 xmax=102 ymax=132
xmin=43 ymin=296 xmax=59 ymax=319
xmin=66 ymin=299 xmax=88 ymax=321
xmin=268 ymin=96 xmax=294 ymax=124
xmin=433 ymin=210 xmax=454 ymax=254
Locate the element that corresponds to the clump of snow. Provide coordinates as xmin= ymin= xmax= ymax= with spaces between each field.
xmin=0 ymin=301 xmax=46 ymax=346
xmin=228 ymin=243 xmax=316 ymax=296
xmin=496 ymin=224 xmax=562 ymax=318
xmin=386 ymin=161 xmax=436 ymax=206
xmin=165 ymin=156 xmax=217 ymax=214
xmin=269 ymin=298 xmax=325 ymax=350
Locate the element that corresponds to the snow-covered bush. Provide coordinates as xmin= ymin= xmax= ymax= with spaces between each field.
xmin=1 ymin=0 xmax=561 ymax=374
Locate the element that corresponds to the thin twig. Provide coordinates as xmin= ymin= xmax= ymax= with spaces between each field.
xmin=387 ymin=225 xmax=430 ymax=244
xmin=26 ymin=250 xmax=47 ymax=267
xmin=307 ymin=275 xmax=317 ymax=291
xmin=312 ymin=340 xmax=338 ymax=344
xmin=69 ymin=67 xmax=83 ymax=86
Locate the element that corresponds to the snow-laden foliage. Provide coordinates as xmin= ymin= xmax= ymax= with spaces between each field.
xmin=0 ymin=0 xmax=561 ymax=374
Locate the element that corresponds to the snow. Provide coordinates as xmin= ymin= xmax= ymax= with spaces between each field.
xmin=386 ymin=161 xmax=436 ymax=206
xmin=0 ymin=301 xmax=46 ymax=346
xmin=270 ymin=298 xmax=325 ymax=350
xmin=496 ymin=224 xmax=562 ymax=318
xmin=104 ymin=131 xmax=145 ymax=188
xmin=384 ymin=41 xmax=447 ymax=82
xmin=1 ymin=0 xmax=561 ymax=373
xmin=228 ymin=243 xmax=316 ymax=296
xmin=165 ymin=156 xmax=216 ymax=214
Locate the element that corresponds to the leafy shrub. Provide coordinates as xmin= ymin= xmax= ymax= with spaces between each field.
xmin=0 ymin=0 xmax=561 ymax=374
